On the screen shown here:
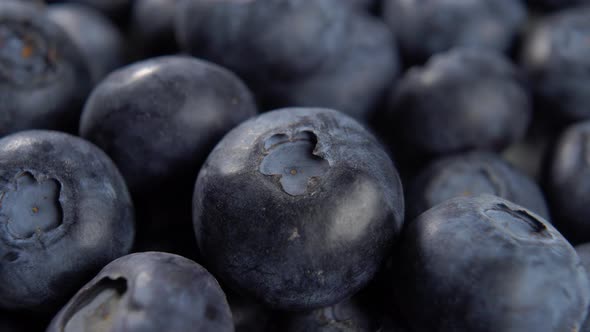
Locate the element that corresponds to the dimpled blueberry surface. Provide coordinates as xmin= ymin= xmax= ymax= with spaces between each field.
xmin=47 ymin=252 xmax=234 ymax=332
xmin=394 ymin=195 xmax=590 ymax=332
xmin=193 ymin=108 xmax=404 ymax=310
xmin=0 ymin=130 xmax=134 ymax=312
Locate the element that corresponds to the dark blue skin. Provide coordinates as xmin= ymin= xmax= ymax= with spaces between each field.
xmin=0 ymin=130 xmax=134 ymax=312
xmin=47 ymin=252 xmax=234 ymax=332
xmin=383 ymin=0 xmax=526 ymax=64
xmin=0 ymin=310 xmax=48 ymax=332
xmin=547 ymin=121 xmax=590 ymax=244
xmin=394 ymin=195 xmax=590 ymax=332
xmin=193 ymin=108 xmax=404 ymax=310
xmin=47 ymin=3 xmax=126 ymax=84
xmin=130 ymin=0 xmax=178 ymax=56
xmin=387 ymin=48 xmax=531 ymax=158
xmin=521 ymin=6 xmax=590 ymax=122
xmin=80 ymin=55 xmax=257 ymax=196
xmin=408 ymin=151 xmax=550 ymax=220
xmin=80 ymin=55 xmax=256 ymax=258
xmin=175 ymin=0 xmax=399 ymax=121
xmin=0 ymin=0 xmax=91 ymax=136
xmin=576 ymin=243 xmax=590 ymax=332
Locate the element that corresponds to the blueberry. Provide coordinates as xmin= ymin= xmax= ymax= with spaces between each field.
xmin=546 ymin=121 xmax=590 ymax=244
xmin=47 ymin=3 xmax=126 ymax=84
xmin=130 ymin=0 xmax=178 ymax=56
xmin=394 ymin=195 xmax=589 ymax=332
xmin=387 ymin=48 xmax=531 ymax=158
xmin=0 ymin=130 xmax=134 ymax=312
xmin=193 ymin=108 xmax=404 ymax=310
xmin=383 ymin=0 xmax=526 ymax=64
xmin=80 ymin=55 xmax=257 ymax=196
xmin=0 ymin=0 xmax=91 ymax=135
xmin=47 ymin=252 xmax=233 ymax=332
xmin=408 ymin=151 xmax=549 ymax=220
xmin=521 ymin=6 xmax=590 ymax=122
xmin=175 ymin=0 xmax=399 ymax=121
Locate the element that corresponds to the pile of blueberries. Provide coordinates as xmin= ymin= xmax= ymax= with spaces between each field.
xmin=1 ymin=0 xmax=590 ymax=331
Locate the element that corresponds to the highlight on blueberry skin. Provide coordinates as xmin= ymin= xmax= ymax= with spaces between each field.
xmin=47 ymin=2 xmax=126 ymax=84
xmin=47 ymin=252 xmax=233 ymax=332
xmin=0 ymin=130 xmax=134 ymax=312
xmin=383 ymin=0 xmax=526 ymax=64
xmin=547 ymin=121 xmax=590 ymax=244
xmin=0 ymin=0 xmax=91 ymax=136
xmin=80 ymin=55 xmax=257 ymax=196
xmin=175 ymin=0 xmax=399 ymax=121
xmin=193 ymin=108 xmax=404 ymax=311
xmin=521 ymin=6 xmax=590 ymax=122
xmin=387 ymin=48 xmax=531 ymax=158
xmin=408 ymin=151 xmax=550 ymax=220
xmin=393 ymin=195 xmax=590 ymax=332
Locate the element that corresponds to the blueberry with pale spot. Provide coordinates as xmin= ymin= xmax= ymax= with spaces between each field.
xmin=193 ymin=107 xmax=404 ymax=310
xmin=0 ymin=130 xmax=134 ymax=312
xmin=47 ymin=252 xmax=233 ymax=332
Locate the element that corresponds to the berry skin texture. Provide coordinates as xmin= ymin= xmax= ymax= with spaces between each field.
xmin=408 ymin=151 xmax=549 ymax=220
xmin=521 ymin=6 xmax=590 ymax=122
xmin=0 ymin=0 xmax=91 ymax=136
xmin=47 ymin=3 xmax=126 ymax=84
xmin=175 ymin=0 xmax=399 ymax=121
xmin=80 ymin=55 xmax=257 ymax=196
xmin=394 ymin=195 xmax=590 ymax=332
xmin=0 ymin=130 xmax=134 ymax=312
xmin=193 ymin=108 xmax=404 ymax=310
xmin=47 ymin=252 xmax=234 ymax=332
xmin=383 ymin=0 xmax=526 ymax=63
xmin=388 ymin=48 xmax=531 ymax=158
xmin=547 ymin=121 xmax=590 ymax=244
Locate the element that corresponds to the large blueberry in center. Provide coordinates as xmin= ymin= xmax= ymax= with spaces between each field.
xmin=193 ymin=108 xmax=404 ymax=310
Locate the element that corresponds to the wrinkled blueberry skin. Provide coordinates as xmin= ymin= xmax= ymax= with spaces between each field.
xmin=547 ymin=121 xmax=590 ymax=244
xmin=577 ymin=243 xmax=590 ymax=332
xmin=193 ymin=108 xmax=404 ymax=310
xmin=394 ymin=195 xmax=590 ymax=332
xmin=521 ymin=7 xmax=590 ymax=122
xmin=47 ymin=3 xmax=126 ymax=84
xmin=47 ymin=252 xmax=234 ymax=332
xmin=175 ymin=0 xmax=399 ymax=121
xmin=408 ymin=152 xmax=549 ymax=220
xmin=131 ymin=0 xmax=178 ymax=56
xmin=80 ymin=55 xmax=257 ymax=195
xmin=383 ymin=0 xmax=526 ymax=64
xmin=0 ymin=130 xmax=134 ymax=312
xmin=0 ymin=1 xmax=91 ymax=136
xmin=387 ymin=48 xmax=531 ymax=158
